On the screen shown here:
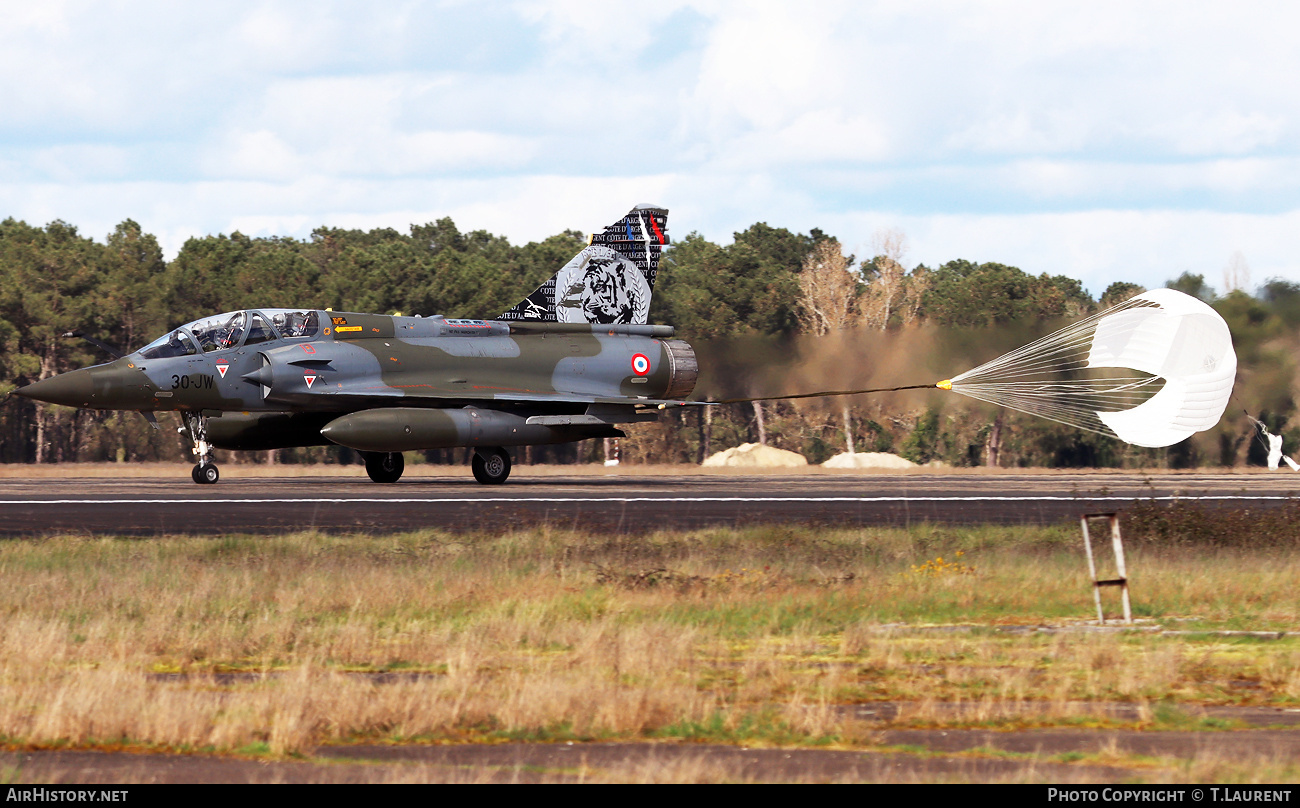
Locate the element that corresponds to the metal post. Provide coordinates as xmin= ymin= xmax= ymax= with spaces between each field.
xmin=1079 ymin=512 xmax=1133 ymax=625
xmin=1080 ymin=514 xmax=1104 ymax=623
xmin=1109 ymin=513 xmax=1133 ymax=624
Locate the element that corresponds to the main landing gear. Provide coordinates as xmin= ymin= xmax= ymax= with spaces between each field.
xmin=364 ymin=451 xmax=405 ymax=483
xmin=181 ymin=412 xmax=219 ymax=485
xmin=472 ymin=447 xmax=511 ymax=485
xmin=362 ymin=448 xmax=511 ymax=484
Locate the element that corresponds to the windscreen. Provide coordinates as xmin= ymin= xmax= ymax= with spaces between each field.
xmin=138 ymin=329 xmax=199 ymax=359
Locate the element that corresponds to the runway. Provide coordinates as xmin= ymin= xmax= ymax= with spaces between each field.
xmin=0 ymin=469 xmax=1297 ymax=535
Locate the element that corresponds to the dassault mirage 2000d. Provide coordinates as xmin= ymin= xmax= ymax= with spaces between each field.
xmin=14 ymin=204 xmax=697 ymax=485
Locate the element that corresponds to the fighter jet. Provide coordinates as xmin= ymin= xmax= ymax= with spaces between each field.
xmin=13 ymin=204 xmax=698 ymax=485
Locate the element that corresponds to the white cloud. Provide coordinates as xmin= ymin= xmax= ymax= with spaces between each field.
xmin=27 ymin=144 xmax=133 ymax=183
xmin=235 ymin=4 xmax=344 ymax=71
xmin=713 ymin=109 xmax=891 ymax=168
xmin=0 ymin=2 xmax=71 ymax=35
xmin=514 ymin=0 xmax=700 ymax=66
xmin=3 ymin=0 xmax=1300 ymax=311
xmin=1159 ymin=110 xmax=1286 ymax=157
xmin=202 ymin=74 xmax=541 ymax=179
xmin=218 ymin=130 xmax=304 ymax=180
xmin=823 ymin=209 xmax=1300 ymax=298
xmin=996 ymin=156 xmax=1300 ymax=201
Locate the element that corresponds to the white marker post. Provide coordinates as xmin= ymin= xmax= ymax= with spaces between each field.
xmin=1080 ymin=512 xmax=1133 ymax=625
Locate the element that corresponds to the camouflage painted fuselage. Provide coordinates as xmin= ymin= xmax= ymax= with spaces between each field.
xmin=19 ymin=310 xmax=697 ymax=452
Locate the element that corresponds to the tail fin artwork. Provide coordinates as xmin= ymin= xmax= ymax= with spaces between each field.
xmin=498 ymin=204 xmax=669 ymax=325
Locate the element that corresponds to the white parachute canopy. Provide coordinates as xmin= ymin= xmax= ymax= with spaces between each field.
xmin=944 ymin=288 xmax=1236 ymax=448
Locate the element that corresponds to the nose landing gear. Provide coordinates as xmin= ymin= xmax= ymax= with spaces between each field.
xmin=182 ymin=412 xmax=220 ymax=485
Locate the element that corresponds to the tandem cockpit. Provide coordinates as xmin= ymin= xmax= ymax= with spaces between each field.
xmin=136 ymin=309 xmax=322 ymax=359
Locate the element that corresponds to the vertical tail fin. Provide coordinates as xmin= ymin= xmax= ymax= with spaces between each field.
xmin=498 ymin=204 xmax=669 ymax=324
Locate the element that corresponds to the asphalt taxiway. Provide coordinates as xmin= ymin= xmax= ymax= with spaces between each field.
xmin=0 ymin=470 xmax=1296 ymax=535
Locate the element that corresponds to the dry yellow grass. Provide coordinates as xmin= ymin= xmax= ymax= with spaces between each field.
xmin=0 ymin=526 xmax=1295 ymax=779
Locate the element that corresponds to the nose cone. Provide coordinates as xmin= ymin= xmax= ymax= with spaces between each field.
xmin=14 ymin=368 xmax=95 ymax=407
xmin=14 ymin=361 xmax=155 ymax=410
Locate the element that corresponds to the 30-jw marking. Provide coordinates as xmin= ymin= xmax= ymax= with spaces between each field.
xmin=170 ymin=374 xmax=214 ymax=390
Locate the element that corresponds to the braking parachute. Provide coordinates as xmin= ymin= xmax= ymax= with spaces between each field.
xmin=716 ymin=288 xmax=1237 ymax=448
xmin=938 ymin=288 xmax=1237 ymax=447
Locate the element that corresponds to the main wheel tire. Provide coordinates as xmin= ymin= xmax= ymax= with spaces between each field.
xmin=191 ymin=463 xmax=219 ymax=485
xmin=471 ymin=447 xmax=511 ymax=485
xmin=365 ymin=451 xmax=404 ymax=484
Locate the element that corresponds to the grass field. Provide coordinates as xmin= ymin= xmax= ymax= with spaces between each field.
xmin=1 ymin=518 xmax=1297 ymax=782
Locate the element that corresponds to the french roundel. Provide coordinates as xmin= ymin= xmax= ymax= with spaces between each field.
xmin=631 ymin=353 xmax=650 ymax=376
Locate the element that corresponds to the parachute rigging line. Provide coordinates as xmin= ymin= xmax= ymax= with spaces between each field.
xmin=710 ymin=384 xmax=936 ymax=406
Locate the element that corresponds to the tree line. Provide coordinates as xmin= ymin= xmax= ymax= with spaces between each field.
xmin=0 ymin=215 xmax=1295 ymax=468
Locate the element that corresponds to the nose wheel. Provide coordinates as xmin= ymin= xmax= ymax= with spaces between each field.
xmin=471 ymin=447 xmax=511 ymax=485
xmin=181 ymin=412 xmax=220 ymax=484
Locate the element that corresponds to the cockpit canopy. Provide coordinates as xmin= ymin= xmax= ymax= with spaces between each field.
xmin=136 ymin=309 xmax=321 ymax=359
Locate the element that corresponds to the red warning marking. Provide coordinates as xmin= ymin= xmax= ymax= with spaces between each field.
xmin=304 ymin=374 xmax=317 ymax=388
xmin=631 ymin=353 xmax=650 ymax=376
xmin=301 ymin=344 xmax=316 ymax=354
xmin=216 ymin=363 xmax=229 ymax=379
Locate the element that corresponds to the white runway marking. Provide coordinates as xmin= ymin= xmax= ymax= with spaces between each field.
xmin=0 ymin=495 xmax=1295 ymax=505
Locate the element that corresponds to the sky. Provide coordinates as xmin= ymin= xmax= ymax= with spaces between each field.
xmin=2 ymin=0 xmax=1298 ymax=299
